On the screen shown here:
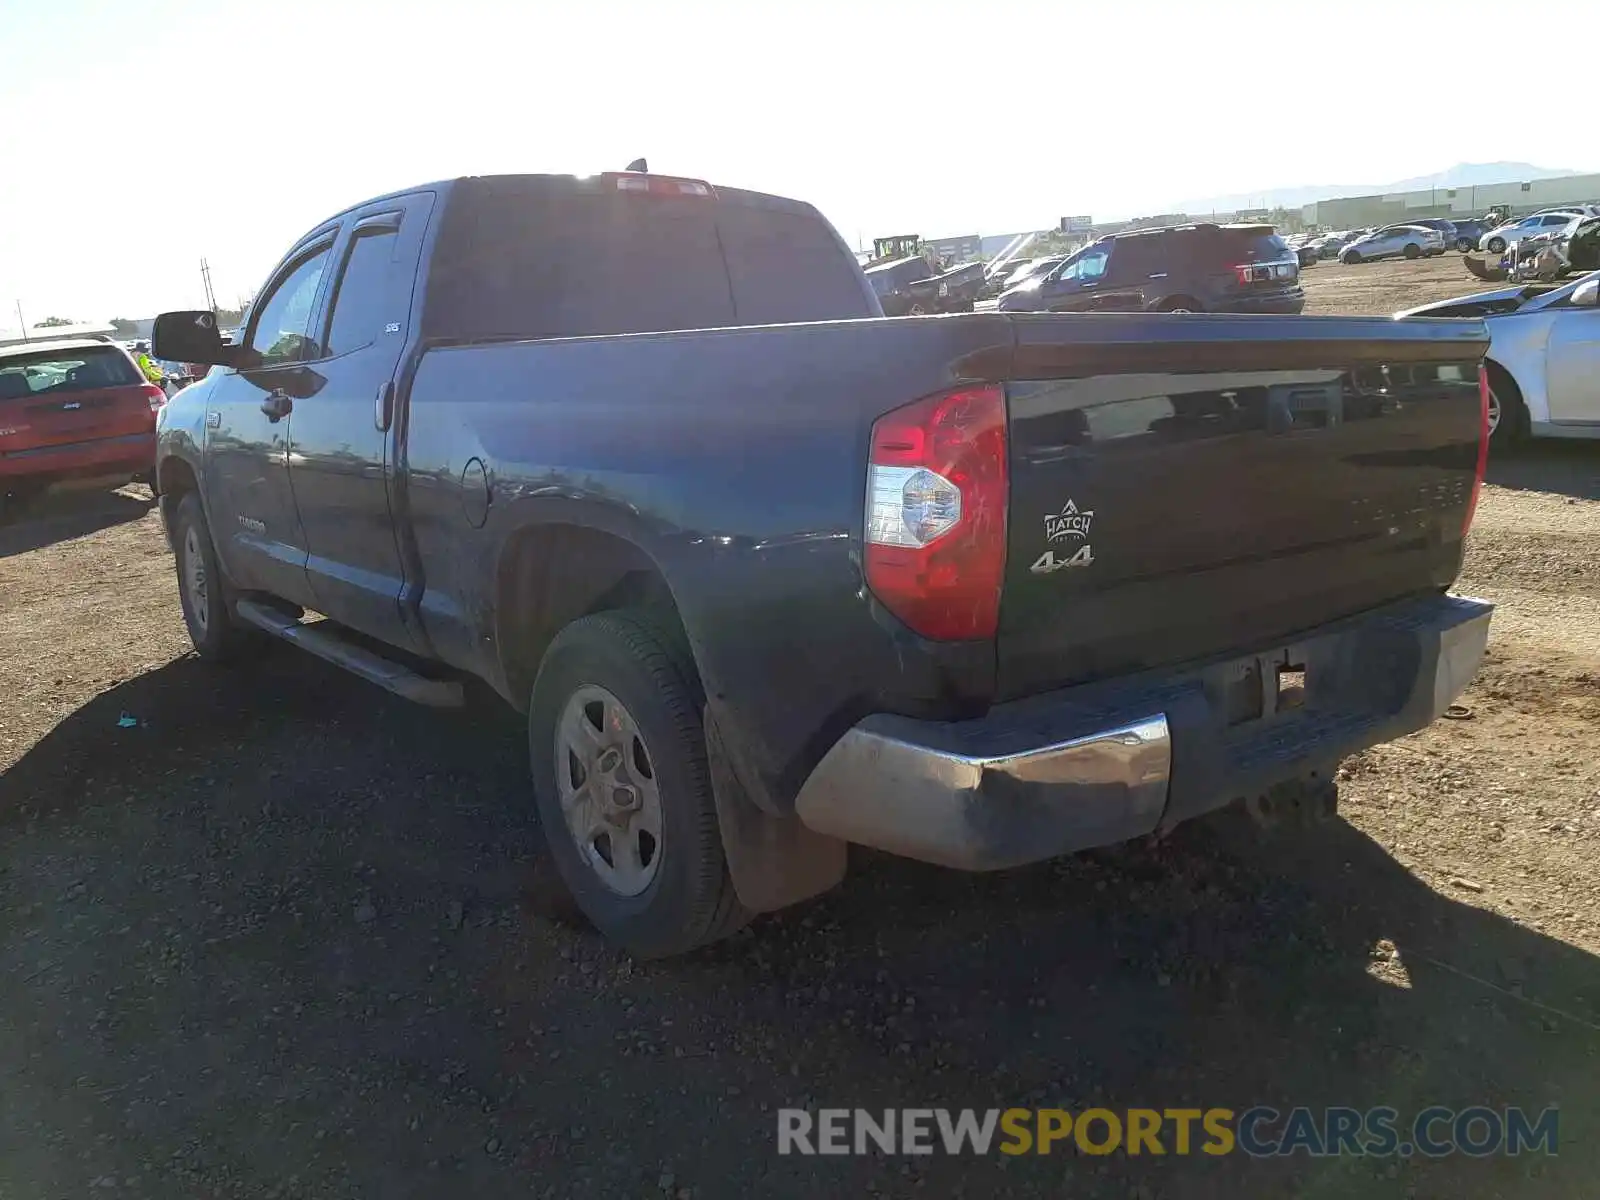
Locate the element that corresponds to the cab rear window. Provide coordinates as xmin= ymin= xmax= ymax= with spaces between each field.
xmin=0 ymin=346 xmax=142 ymax=401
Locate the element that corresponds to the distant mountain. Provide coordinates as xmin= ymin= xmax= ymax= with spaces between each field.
xmin=1168 ymin=162 xmax=1587 ymax=216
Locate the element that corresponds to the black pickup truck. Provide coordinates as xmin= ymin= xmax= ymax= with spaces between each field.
xmin=864 ymin=254 xmax=987 ymax=315
xmin=152 ymin=169 xmax=1494 ymax=958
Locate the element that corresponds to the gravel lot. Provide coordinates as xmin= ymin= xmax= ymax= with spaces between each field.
xmin=1 ymin=257 xmax=1597 ymax=1199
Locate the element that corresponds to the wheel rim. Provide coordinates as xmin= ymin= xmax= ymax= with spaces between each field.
xmin=1487 ymin=386 xmax=1503 ymax=437
xmin=1167 ymin=306 xmax=1193 ymax=314
xmin=182 ymin=525 xmax=209 ymax=635
xmin=554 ymin=684 xmax=663 ymax=897
xmin=909 ymin=304 xmax=927 ymax=316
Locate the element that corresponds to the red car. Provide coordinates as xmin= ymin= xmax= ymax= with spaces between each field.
xmin=0 ymin=337 xmax=164 ymax=508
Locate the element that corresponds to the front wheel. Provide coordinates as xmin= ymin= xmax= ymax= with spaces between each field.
xmin=1487 ymin=237 xmax=1507 ymax=254
xmin=1403 ymin=243 xmax=1422 ymax=259
xmin=1342 ymin=251 xmax=1361 ymax=265
xmin=1485 ymin=363 xmax=1527 ymax=450
xmin=528 ymin=610 xmax=749 ymax=958
xmin=172 ymin=492 xmax=254 ymax=660
xmin=1456 ymin=237 xmax=1474 ymax=252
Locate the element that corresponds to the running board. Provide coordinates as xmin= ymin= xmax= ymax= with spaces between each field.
xmin=235 ymin=599 xmax=465 ymax=708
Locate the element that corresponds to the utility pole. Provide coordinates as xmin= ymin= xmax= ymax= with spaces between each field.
xmin=14 ymin=300 xmax=27 ymax=341
xmin=200 ymin=258 xmax=217 ymax=312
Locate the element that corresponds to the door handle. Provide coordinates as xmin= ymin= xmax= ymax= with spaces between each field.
xmin=374 ymin=381 xmax=394 ymax=432
xmin=260 ymin=390 xmax=292 ymax=422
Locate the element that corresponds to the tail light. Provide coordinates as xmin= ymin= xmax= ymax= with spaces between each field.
xmin=1464 ymin=365 xmax=1491 ymax=535
xmin=142 ymin=383 xmax=166 ymax=411
xmin=600 ymin=171 xmax=714 ymax=198
xmin=864 ymin=384 xmax=1008 ymax=640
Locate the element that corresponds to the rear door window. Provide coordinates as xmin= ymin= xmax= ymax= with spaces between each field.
xmin=0 ymin=346 xmax=142 ymax=400
xmin=323 ymin=226 xmax=400 ymax=357
xmin=1106 ymin=235 xmax=1165 ymax=281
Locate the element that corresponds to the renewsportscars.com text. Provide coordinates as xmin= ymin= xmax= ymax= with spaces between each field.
xmin=777 ymin=1106 xmax=1559 ymax=1158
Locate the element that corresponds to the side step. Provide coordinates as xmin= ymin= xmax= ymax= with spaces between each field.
xmin=235 ymin=599 xmax=465 ymax=708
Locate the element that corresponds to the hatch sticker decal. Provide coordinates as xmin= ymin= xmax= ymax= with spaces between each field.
xmin=1044 ymin=499 xmax=1094 ymax=542
xmin=1034 ymin=499 xmax=1095 ymax=574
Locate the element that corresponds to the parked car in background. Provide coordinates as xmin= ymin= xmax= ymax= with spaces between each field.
xmin=149 ymin=168 xmax=1490 ymax=957
xmin=0 ymin=337 xmax=163 ymax=511
xmin=998 ymin=223 xmax=1304 ymax=315
xmin=981 ymin=255 xmax=1065 ymax=299
xmin=1448 ymin=218 xmax=1490 ymax=252
xmin=865 ymin=255 xmax=984 ymax=315
xmin=1398 ymin=270 xmax=1600 ymax=447
xmin=1406 ymin=218 xmax=1459 ymax=250
xmin=1479 ymin=212 xmax=1583 ymax=254
xmin=1339 ymin=225 xmax=1446 ymax=263
xmin=1313 ymin=230 xmax=1359 ymax=259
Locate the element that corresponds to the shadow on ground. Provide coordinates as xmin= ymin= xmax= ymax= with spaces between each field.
xmin=0 ymin=486 xmax=156 ymax=558
xmin=1487 ymin=441 xmax=1600 ymax=501
xmin=0 ymin=651 xmax=1595 ymax=1199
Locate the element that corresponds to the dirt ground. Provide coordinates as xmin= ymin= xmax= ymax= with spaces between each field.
xmin=1298 ymin=252 xmax=1510 ymax=317
xmin=1 ymin=259 xmax=1597 ymax=1199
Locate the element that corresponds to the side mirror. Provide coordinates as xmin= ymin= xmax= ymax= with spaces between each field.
xmin=1573 ymin=277 xmax=1600 ymax=308
xmin=152 ymin=310 xmax=237 ymax=367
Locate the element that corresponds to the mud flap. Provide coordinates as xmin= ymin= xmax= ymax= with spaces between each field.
xmin=704 ymin=705 xmax=847 ymax=914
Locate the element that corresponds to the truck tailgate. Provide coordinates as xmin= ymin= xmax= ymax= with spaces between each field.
xmin=997 ymin=313 xmax=1489 ymax=700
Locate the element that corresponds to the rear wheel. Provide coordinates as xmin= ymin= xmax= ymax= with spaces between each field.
xmin=172 ymin=491 xmax=254 ymax=660
xmin=1159 ymin=296 xmax=1202 ymax=313
xmin=1456 ymin=237 xmax=1474 ymax=252
xmin=528 ymin=609 xmax=749 ymax=958
xmin=1403 ymin=243 xmax=1422 ymax=259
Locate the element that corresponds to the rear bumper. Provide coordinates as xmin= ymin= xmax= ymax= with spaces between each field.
xmin=794 ymin=593 xmax=1491 ymax=870
xmin=1223 ymin=289 xmax=1306 ymax=315
xmin=0 ymin=432 xmax=155 ymax=488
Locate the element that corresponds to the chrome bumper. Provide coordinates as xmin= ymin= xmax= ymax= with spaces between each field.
xmin=795 ymin=594 xmax=1493 ymax=871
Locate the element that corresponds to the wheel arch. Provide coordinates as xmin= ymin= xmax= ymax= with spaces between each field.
xmin=491 ymin=512 xmax=690 ymax=714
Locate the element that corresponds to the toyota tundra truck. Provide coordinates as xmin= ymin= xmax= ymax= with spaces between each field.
xmin=151 ymin=169 xmax=1494 ymax=957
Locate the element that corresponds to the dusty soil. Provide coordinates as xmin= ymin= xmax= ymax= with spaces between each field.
xmin=1 ymin=264 xmax=1597 ymax=1198
xmin=1299 ymin=251 xmax=1507 ymax=317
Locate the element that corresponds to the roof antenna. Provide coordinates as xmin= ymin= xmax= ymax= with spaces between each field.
xmin=625 ymin=157 xmax=648 ymax=173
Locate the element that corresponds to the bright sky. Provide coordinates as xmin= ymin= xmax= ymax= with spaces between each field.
xmin=2 ymin=0 xmax=1595 ymax=320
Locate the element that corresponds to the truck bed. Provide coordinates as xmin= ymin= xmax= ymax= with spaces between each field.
xmin=402 ymin=309 xmax=1488 ymax=811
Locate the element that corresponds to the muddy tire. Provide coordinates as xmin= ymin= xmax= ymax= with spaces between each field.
xmin=528 ymin=609 xmax=749 ymax=959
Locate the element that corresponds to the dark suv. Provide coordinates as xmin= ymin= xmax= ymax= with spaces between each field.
xmin=997 ymin=223 xmax=1304 ymax=315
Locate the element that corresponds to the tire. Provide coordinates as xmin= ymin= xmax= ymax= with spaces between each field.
xmin=1485 ymin=361 xmax=1527 ymax=450
xmin=1403 ymin=243 xmax=1422 ymax=259
xmin=908 ymin=302 xmax=928 ymax=316
xmin=1159 ymin=296 xmax=1202 ymax=313
xmin=1456 ymin=238 xmax=1473 ymax=252
xmin=171 ymin=491 xmax=254 ymax=661
xmin=1342 ymin=251 xmax=1361 ymax=265
xmin=528 ymin=609 xmax=749 ymax=959
xmin=1487 ymin=237 xmax=1506 ymax=254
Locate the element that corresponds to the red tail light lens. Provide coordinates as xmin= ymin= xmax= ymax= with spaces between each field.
xmin=864 ymin=384 xmax=1008 ymax=640
xmin=1464 ymin=365 xmax=1491 ymax=535
xmin=600 ymin=171 xmax=715 ymax=198
xmin=142 ymin=383 xmax=166 ymax=411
